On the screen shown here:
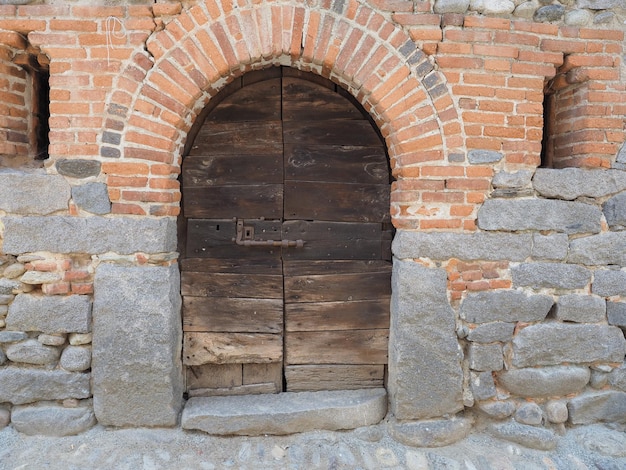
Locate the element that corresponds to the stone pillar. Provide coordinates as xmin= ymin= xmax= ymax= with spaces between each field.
xmin=92 ymin=263 xmax=183 ymax=427
xmin=388 ymin=259 xmax=464 ymax=420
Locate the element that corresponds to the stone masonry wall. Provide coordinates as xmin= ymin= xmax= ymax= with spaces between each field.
xmin=0 ymin=0 xmax=624 ymax=442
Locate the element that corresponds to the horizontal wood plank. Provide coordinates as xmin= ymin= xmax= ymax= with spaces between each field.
xmin=187 ymin=382 xmax=279 ymax=397
xmin=181 ymin=272 xmax=283 ymax=298
xmin=186 ymin=363 xmax=242 ymax=390
xmin=206 ymin=79 xmax=281 ymax=122
xmin=283 ymin=260 xmax=392 ymax=276
xmin=282 ymin=77 xmax=364 ymax=121
xmin=181 ymin=257 xmax=282 ymax=274
xmin=189 ymin=121 xmax=282 ymax=155
xmin=243 ymin=362 xmax=283 ymax=387
xmin=284 ymin=181 xmax=389 ymax=222
xmin=283 ymin=120 xmax=381 ymax=146
xmin=285 ymin=329 xmax=388 ymax=365
xmin=183 ymin=154 xmax=282 ymax=187
xmin=184 ymin=185 xmax=283 ymax=219
xmin=183 ymin=297 xmax=283 ymax=333
xmin=285 ymin=365 xmax=384 ymax=391
xmin=285 ymin=298 xmax=390 ymax=331
xmin=184 ymin=332 xmax=283 ymax=365
xmin=284 ymin=271 xmax=392 ymax=302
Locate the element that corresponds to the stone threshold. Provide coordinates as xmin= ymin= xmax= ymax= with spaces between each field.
xmin=181 ymin=388 xmax=387 ymax=436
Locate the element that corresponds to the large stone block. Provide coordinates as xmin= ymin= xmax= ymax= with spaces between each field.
xmin=11 ymin=402 xmax=96 ymax=436
xmin=512 ymin=324 xmax=626 ymax=367
xmin=460 ymin=290 xmax=553 ymax=324
xmin=477 ymin=199 xmax=602 ymax=234
xmin=593 ymin=269 xmax=626 ymax=297
xmin=533 ymin=168 xmax=626 ymax=200
xmin=569 ymin=232 xmax=626 ymax=267
xmin=512 ymin=262 xmax=591 ymax=290
xmin=497 ymin=366 xmax=590 ymax=398
xmin=392 ymin=231 xmax=532 ymax=261
xmin=531 ymin=233 xmax=569 ymax=261
xmin=92 ymin=263 xmax=183 ymax=427
xmin=607 ymin=301 xmax=626 ymax=327
xmin=1 ymin=216 xmax=177 ymax=255
xmin=0 ymin=171 xmax=70 ymax=215
xmin=0 ymin=367 xmax=90 ymax=405
xmin=603 ymin=192 xmax=626 ymax=230
xmin=554 ymin=294 xmax=606 ymax=323
xmin=388 ymin=260 xmax=463 ymax=420
xmin=568 ymin=391 xmax=626 ymax=424
xmin=6 ymin=294 xmax=91 ymax=334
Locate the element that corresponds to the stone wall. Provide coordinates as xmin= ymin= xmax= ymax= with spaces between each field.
xmin=0 ymin=0 xmax=624 ymax=443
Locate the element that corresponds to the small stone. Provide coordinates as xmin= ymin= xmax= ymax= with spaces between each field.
xmin=63 ymin=398 xmax=80 ymax=408
xmin=468 ymin=149 xmax=503 ymax=164
xmin=593 ymin=270 xmax=626 ymax=297
xmin=568 ymin=391 xmax=626 ymax=424
xmin=594 ymin=10 xmax=615 ymax=23
xmin=0 ymin=331 xmax=28 ymax=343
xmin=0 ymin=407 xmax=10 ymax=429
xmin=0 ymin=295 xmax=14 ymax=305
xmin=0 ymin=305 xmax=8 ymax=317
xmin=375 ymin=447 xmax=399 ymax=467
xmin=19 ymin=271 xmax=61 ymax=285
xmin=564 ymin=8 xmax=593 ymax=25
xmin=534 ymin=3 xmax=564 ymax=21
xmin=607 ymin=302 xmax=626 ymax=327
xmin=608 ymin=364 xmax=626 ymax=392
xmin=483 ymin=0 xmax=516 ymax=14
xmin=69 ymin=333 xmax=93 ymax=346
xmin=590 ymin=370 xmax=609 ymax=389
xmin=467 ymin=322 xmax=515 ymax=343
xmin=434 ymin=0 xmax=470 ymax=13
xmin=471 ymin=371 xmax=496 ymax=401
xmin=489 ymin=421 xmax=558 ymax=450
xmin=604 ymin=193 xmax=626 ymax=230
xmin=515 ymin=402 xmax=543 ymax=426
xmin=3 ymin=263 xmax=26 ymax=279
xmin=388 ymin=414 xmax=473 ymax=447
xmin=0 ymin=349 xmax=6 ymax=365
xmin=514 ymin=0 xmax=539 ymax=18
xmin=0 ymin=279 xmax=21 ymax=295
xmin=468 ymin=343 xmax=503 ymax=371
xmin=546 ymin=401 xmax=568 ymax=424
xmin=554 ymin=294 xmax=606 ymax=323
xmin=16 ymin=255 xmax=45 ymax=263
xmin=56 ymin=159 xmax=101 ymax=179
xmin=6 ymin=339 xmax=60 ymax=365
xmin=492 ymin=170 xmax=532 ymax=189
xmin=60 ymin=346 xmax=92 ymax=372
xmin=11 ymin=402 xmax=96 ymax=436
xmin=0 ymin=319 xmax=5 ymax=328
xmin=353 ymin=425 xmax=383 ymax=442
xmin=478 ymin=400 xmax=516 ymax=419
xmin=38 ymin=334 xmax=66 ymax=346
xmin=71 ymin=182 xmax=111 ymax=215
xmin=271 ymin=445 xmax=286 ymax=460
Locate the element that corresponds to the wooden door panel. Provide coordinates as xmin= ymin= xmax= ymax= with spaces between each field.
xmin=285 ymin=365 xmax=385 ymax=391
xmin=184 ymin=185 xmax=283 ymax=219
xmin=282 ymin=77 xmax=364 ymax=121
xmin=183 ymin=297 xmax=283 ymax=333
xmin=206 ymin=79 xmax=281 ymax=121
xmin=190 ymin=121 xmax=283 ymax=155
xmin=284 ymin=144 xmax=388 ymax=184
xmin=285 ymin=330 xmax=388 ymax=365
xmin=181 ymin=257 xmax=282 ymax=274
xmin=283 ymin=259 xmax=392 ymax=276
xmin=184 ymin=332 xmax=282 ymax=365
xmin=284 ymin=272 xmax=392 ymax=303
xmin=283 ymin=120 xmax=381 ymax=146
xmin=243 ymin=363 xmax=283 ymax=387
xmin=183 ymin=154 xmax=283 ymax=187
xmin=284 ymin=181 xmax=390 ymax=222
xmin=187 ymin=363 xmax=242 ymax=390
xmin=186 ymin=219 xmax=282 ymax=259
xmin=181 ymin=272 xmax=283 ymax=298
xmin=285 ymin=298 xmax=390 ymax=331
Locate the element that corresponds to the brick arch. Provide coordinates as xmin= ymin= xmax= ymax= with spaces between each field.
xmin=99 ymin=0 xmax=462 ymax=226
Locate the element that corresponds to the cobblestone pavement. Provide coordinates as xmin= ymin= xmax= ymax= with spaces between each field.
xmin=1 ymin=422 xmax=626 ymax=469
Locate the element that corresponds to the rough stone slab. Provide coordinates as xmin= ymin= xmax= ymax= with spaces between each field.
xmin=531 ymin=233 xmax=569 ymax=261
xmin=19 ymin=271 xmax=61 ymax=285
xmin=489 ymin=421 xmax=558 ymax=450
xmin=607 ymin=301 xmax=626 ymax=327
xmin=7 ymin=294 xmax=91 ymax=334
xmin=0 ymin=171 xmax=70 ymax=215
xmin=512 ymin=324 xmax=626 ymax=367
xmin=554 ymin=294 xmax=606 ymax=323
xmin=497 ymin=366 xmax=590 ymax=398
xmin=460 ymin=290 xmax=553 ymax=323
xmin=92 ymin=264 xmax=183 ymax=427
xmin=477 ymin=199 xmax=601 ymax=234
xmin=512 ymin=262 xmax=591 ymax=290
xmin=593 ymin=270 xmax=626 ymax=297
xmin=468 ymin=149 xmax=503 ymax=164
xmin=0 ymin=367 xmax=90 ymax=405
xmin=71 ymin=182 xmax=111 ymax=215
xmin=492 ymin=170 xmax=532 ymax=189
xmin=388 ymin=260 xmax=463 ymax=420
xmin=388 ymin=414 xmax=473 ymax=447
xmin=603 ymin=193 xmax=626 ymax=229
xmin=533 ymin=168 xmax=626 ymax=200
xmin=1 ymin=216 xmax=177 ymax=255
xmin=0 ymin=331 xmax=28 ymax=343
xmin=568 ymin=391 xmax=626 ymax=424
xmin=392 ymin=231 xmax=532 ymax=261
xmin=56 ymin=159 xmax=101 ymax=179
xmin=569 ymin=232 xmax=626 ymax=266
xmin=6 ymin=339 xmax=60 ymax=365
xmin=466 ymin=322 xmax=515 ymax=343
xmin=182 ymin=389 xmax=387 ymax=436
xmin=471 ymin=371 xmax=496 ymax=401
xmin=11 ymin=403 xmax=96 ymax=436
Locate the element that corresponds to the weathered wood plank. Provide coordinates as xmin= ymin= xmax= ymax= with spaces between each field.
xmin=184 ymin=185 xmax=283 ymax=219
xmin=180 ymin=257 xmax=282 ymax=274
xmin=285 ymin=365 xmax=384 ymax=391
xmin=285 ymin=330 xmax=389 ymax=365
xmin=284 ymin=181 xmax=390 ymax=222
xmin=184 ymin=332 xmax=283 ymax=365
xmin=183 ymin=154 xmax=282 ymax=187
xmin=243 ymin=363 xmax=283 ymax=387
xmin=284 ymin=144 xmax=388 ymax=184
xmin=284 ymin=272 xmax=392 ymax=302
xmin=206 ymin=79 xmax=281 ymax=121
xmin=186 ymin=363 xmax=242 ymax=390
xmin=283 ymin=120 xmax=381 ymax=146
xmin=187 ymin=382 xmax=279 ymax=397
xmin=282 ymin=77 xmax=364 ymax=121
xmin=183 ymin=297 xmax=283 ymax=333
xmin=283 ymin=260 xmax=392 ymax=276
xmin=181 ymin=272 xmax=283 ymax=298
xmin=285 ymin=298 xmax=390 ymax=331
xmin=189 ymin=121 xmax=282 ymax=155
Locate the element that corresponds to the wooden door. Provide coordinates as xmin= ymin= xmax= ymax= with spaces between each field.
xmin=181 ymin=68 xmax=391 ymax=397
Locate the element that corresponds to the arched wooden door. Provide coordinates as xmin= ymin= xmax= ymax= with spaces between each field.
xmin=181 ymin=68 xmax=392 ymax=397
